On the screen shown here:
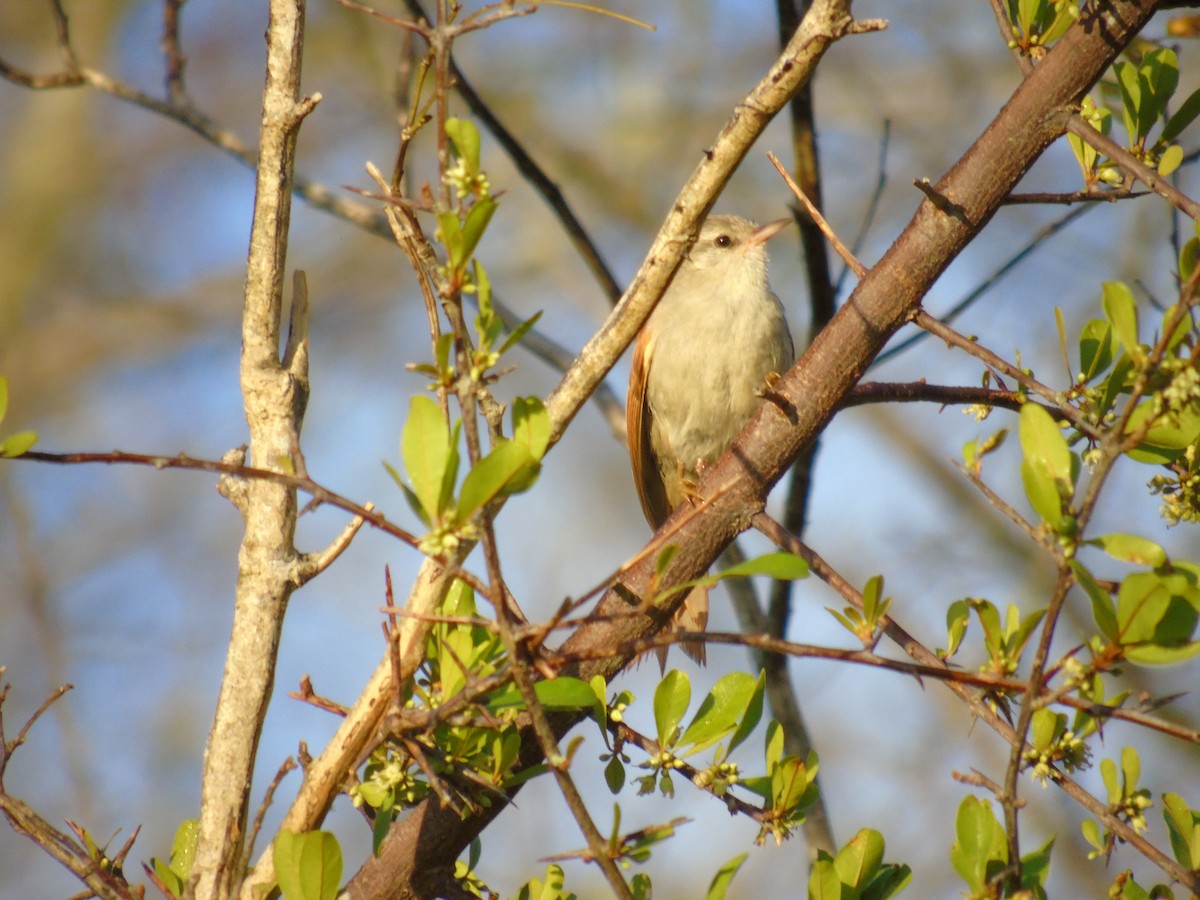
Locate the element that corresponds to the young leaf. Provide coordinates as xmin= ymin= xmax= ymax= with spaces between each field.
xmin=943 ymin=599 xmax=970 ymax=659
xmin=1113 ymin=60 xmax=1142 ymax=144
xmin=1078 ymin=318 xmax=1114 ymax=382
xmin=605 ymin=755 xmax=626 ymax=794
xmin=1019 ymin=402 xmax=1073 ymax=486
xmin=719 ymin=552 xmax=808 ymax=581
xmin=499 ymin=310 xmax=545 ymax=356
xmin=436 ymin=211 xmax=464 ymax=267
xmin=1087 ymin=533 xmax=1167 ymax=568
xmin=1072 ymin=561 xmax=1118 ymax=640
xmin=445 ymin=117 xmax=481 ymax=172
xmin=512 ymin=396 xmax=551 ymax=461
xmin=401 ymin=395 xmax=455 ymax=525
xmin=726 ymin=671 xmax=766 ymax=756
xmin=1159 ymin=143 xmax=1183 ymax=177
xmin=653 ymin=669 xmax=691 ymax=748
xmin=273 ymin=830 xmax=343 ymax=900
xmin=458 ymin=196 xmax=498 ymax=267
xmin=705 ymin=853 xmax=748 ymax=900
xmin=1116 ymin=567 xmax=1200 ymax=665
xmin=1163 ymin=792 xmax=1200 ymax=869
xmin=808 ymin=856 xmax=841 ymax=900
xmin=679 ymin=671 xmax=760 ymax=756
xmin=1019 ymin=403 xmax=1073 ymax=526
xmin=833 ymin=828 xmax=886 ymax=889
xmin=1101 ymin=282 xmax=1142 ymax=363
xmin=457 ymin=439 xmax=539 ymax=520
xmin=1 ymin=430 xmax=37 ymax=457
xmin=951 ymin=797 xmax=1006 ymax=892
xmin=534 ymin=676 xmax=604 ymax=718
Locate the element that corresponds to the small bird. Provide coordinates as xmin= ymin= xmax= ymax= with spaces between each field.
xmin=627 ymin=214 xmax=795 ymax=668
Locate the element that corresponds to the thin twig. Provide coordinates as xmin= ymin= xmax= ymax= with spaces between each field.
xmin=769 ymin=150 xmax=865 ymax=278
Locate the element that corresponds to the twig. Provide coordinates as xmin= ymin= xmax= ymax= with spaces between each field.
xmin=878 ymin=203 xmax=1095 ymax=365
xmin=240 ymin=757 xmax=298 ymax=880
xmin=1003 ymin=189 xmax=1148 ymax=205
xmin=402 ymin=0 xmax=623 ymax=304
xmin=1065 ymin=118 xmax=1200 ymax=221
xmin=768 ymin=150 xmax=865 ymax=278
xmin=911 ymin=309 xmax=1099 ymax=438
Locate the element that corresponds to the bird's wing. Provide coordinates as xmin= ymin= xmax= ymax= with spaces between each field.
xmin=628 ymin=327 xmax=671 ymax=528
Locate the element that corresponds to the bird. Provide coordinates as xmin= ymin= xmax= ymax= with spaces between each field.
xmin=627 ymin=214 xmax=795 ymax=669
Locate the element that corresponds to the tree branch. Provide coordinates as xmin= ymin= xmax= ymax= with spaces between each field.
xmin=189 ymin=2 xmax=315 ymax=897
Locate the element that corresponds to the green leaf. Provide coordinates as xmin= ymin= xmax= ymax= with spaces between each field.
xmin=457 ymin=439 xmax=539 ymax=519
xmin=401 ymin=395 xmax=456 ymax=525
xmin=653 ymin=669 xmax=691 ymax=748
xmin=706 ymin=853 xmax=748 ymax=900
xmin=1020 ymin=836 xmax=1055 ymax=891
xmin=1099 ymin=354 xmax=1135 ymax=423
xmin=1073 ymin=561 xmax=1118 ymax=640
xmin=1181 ymin=236 xmax=1200 ymax=284
xmin=1081 ymin=818 xmax=1104 ymax=852
xmin=1030 ymin=708 xmax=1064 ymax=753
xmin=1101 ymin=282 xmax=1141 ymax=363
xmin=808 ymin=855 xmax=841 ymax=900
xmin=1019 ymin=403 xmax=1074 ymax=526
xmin=0 ymin=377 xmax=37 ymax=456
xmin=535 ymin=677 xmax=603 ymax=720
xmin=436 ymin=211 xmax=464 ymax=267
xmin=1116 ymin=566 xmax=1200 ymax=665
xmin=834 ymin=828 xmax=886 ymax=889
xmin=273 ymin=830 xmax=343 ymax=900
xmin=1114 ymin=60 xmax=1142 ymax=143
xmin=943 ymin=599 xmax=970 ymax=658
xmin=445 ymin=117 xmax=481 ymax=172
xmin=1159 ymin=143 xmax=1184 ymax=177
xmin=1 ymin=431 xmax=37 ymax=457
xmin=951 ymin=797 xmax=1005 ymax=892
xmin=771 ymin=754 xmax=815 ymax=812
xmin=512 ymin=396 xmax=551 ymax=461
xmin=679 ymin=671 xmax=761 ymax=756
xmin=1163 ymin=792 xmax=1200 ymax=869
xmin=438 ymin=628 xmax=475 ymax=698
xmin=1163 ymin=85 xmax=1200 ymax=142
xmin=1124 ymin=399 xmax=1200 ymax=465
xmin=499 ymin=310 xmax=545 ymax=356
xmin=1088 ymin=533 xmax=1167 ymax=567
xmin=1121 ymin=744 xmax=1141 ymax=787
xmin=970 ymin=599 xmax=1003 ymax=657
xmin=764 ymin=720 xmax=785 ymax=770
xmin=1142 ymin=48 xmax=1180 ymax=133
xmin=719 ymin=552 xmax=808 ymax=581
xmin=169 ymin=819 xmax=199 ymax=880
xmin=726 ymin=672 xmax=765 ymax=756
xmin=458 ymin=196 xmax=498 ymax=267
xmin=604 ymin=755 xmax=626 ymax=794
xmin=1019 ymin=402 xmax=1072 ymax=484
xmin=1078 ymin=318 xmax=1115 ymax=383
xmin=371 ymin=794 xmax=393 ymax=856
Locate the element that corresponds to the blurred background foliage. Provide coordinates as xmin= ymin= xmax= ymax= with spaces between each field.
xmin=1 ymin=1 xmax=1198 ymax=896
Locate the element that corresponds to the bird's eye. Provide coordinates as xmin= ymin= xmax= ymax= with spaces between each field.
xmin=714 ymin=234 xmax=732 ymax=248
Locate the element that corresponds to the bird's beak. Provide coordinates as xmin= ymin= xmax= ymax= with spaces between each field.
xmin=746 ymin=217 xmax=792 ymax=246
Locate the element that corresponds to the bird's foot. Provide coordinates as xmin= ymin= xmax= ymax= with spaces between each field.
xmin=757 ymin=371 xmax=797 ymax=422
